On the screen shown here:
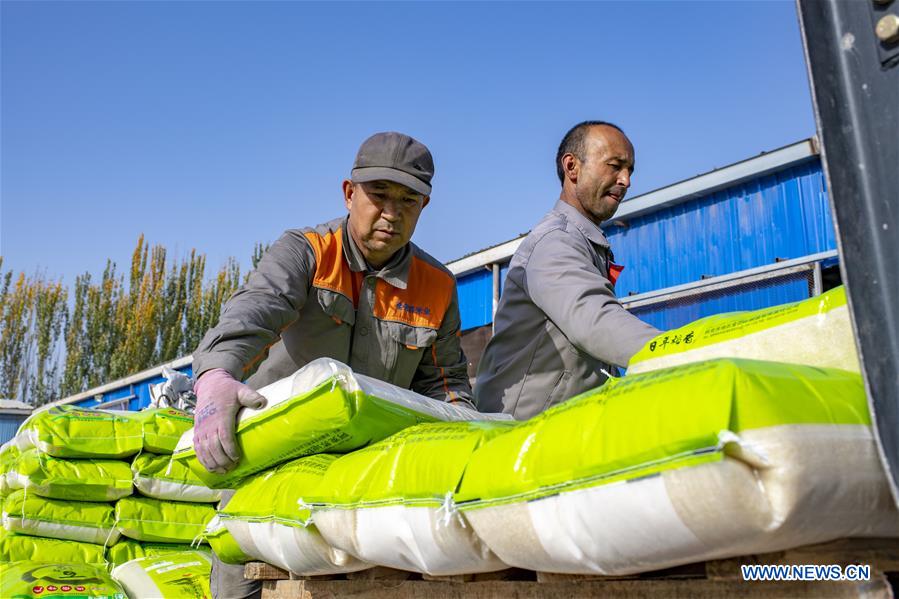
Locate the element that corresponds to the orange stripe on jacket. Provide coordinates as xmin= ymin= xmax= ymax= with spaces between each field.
xmin=372 ymin=256 xmax=453 ymax=329
xmin=244 ymin=228 xmax=357 ymax=374
xmin=432 ymin=344 xmax=456 ymax=403
xmin=303 ymin=227 xmax=362 ymax=304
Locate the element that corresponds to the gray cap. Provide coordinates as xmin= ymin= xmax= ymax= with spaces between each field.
xmin=351 ymin=132 xmax=434 ymax=195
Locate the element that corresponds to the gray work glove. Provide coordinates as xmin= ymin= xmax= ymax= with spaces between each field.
xmin=192 ymin=368 xmax=267 ymax=474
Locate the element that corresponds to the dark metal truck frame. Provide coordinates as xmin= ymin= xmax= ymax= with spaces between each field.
xmin=797 ymin=0 xmax=899 ymax=506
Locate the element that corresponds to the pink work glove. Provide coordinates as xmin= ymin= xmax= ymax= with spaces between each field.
xmin=192 ymin=369 xmax=267 ymax=474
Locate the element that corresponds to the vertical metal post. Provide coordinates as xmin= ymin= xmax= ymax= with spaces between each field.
xmin=811 ymin=262 xmax=823 ymax=297
xmin=492 ymin=263 xmax=501 ymax=332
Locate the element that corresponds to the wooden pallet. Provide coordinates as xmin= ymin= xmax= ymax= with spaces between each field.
xmin=246 ymin=537 xmax=899 ymax=598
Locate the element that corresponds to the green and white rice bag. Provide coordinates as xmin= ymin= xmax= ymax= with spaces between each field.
xmin=219 ymin=455 xmax=368 ymax=575
xmin=457 ymin=358 xmax=899 ymax=575
xmin=134 ymin=408 xmax=194 ymax=454
xmin=2 ymin=489 xmax=119 ymax=545
xmin=173 ymin=358 xmax=509 ymax=488
xmin=106 ymin=539 xmax=210 ymax=567
xmin=115 ymin=496 xmax=215 ymax=543
xmin=16 ymin=406 xmax=143 ymax=459
xmin=131 ymin=453 xmax=221 ymax=503
xmin=309 ymin=422 xmax=514 ymax=575
xmin=111 ymin=551 xmax=211 ymax=599
xmin=202 ymin=515 xmax=250 ymax=565
xmin=12 ymin=449 xmax=133 ymax=501
xmin=0 ymin=527 xmax=107 ymax=564
xmin=1 ymin=440 xmax=20 ymax=496
xmin=628 ymin=286 xmax=859 ymax=374
xmin=0 ymin=562 xmax=126 ymax=598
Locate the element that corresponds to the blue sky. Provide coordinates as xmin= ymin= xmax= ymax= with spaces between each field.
xmin=1 ymin=1 xmax=815 ymax=285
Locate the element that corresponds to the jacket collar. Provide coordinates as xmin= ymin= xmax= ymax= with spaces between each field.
xmin=552 ymin=199 xmax=610 ymax=249
xmin=341 ymin=217 xmax=412 ymax=289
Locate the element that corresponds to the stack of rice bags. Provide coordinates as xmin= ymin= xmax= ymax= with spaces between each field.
xmin=173 ymin=357 xmax=510 ymax=576
xmin=1 ymin=405 xmax=217 ymax=597
xmin=118 ymin=409 xmax=219 ymax=598
xmin=114 ymin=408 xmax=218 ymax=567
xmin=447 ymin=288 xmax=896 ymax=575
xmin=302 ymin=421 xmax=516 ymax=575
xmin=2 ymin=406 xmax=139 ymax=564
xmin=455 ymin=358 xmax=899 ymax=574
xmin=294 ymin=288 xmax=895 ymax=577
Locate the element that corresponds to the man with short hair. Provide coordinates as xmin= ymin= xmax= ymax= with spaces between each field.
xmin=474 ymin=121 xmax=661 ymax=419
xmin=192 ymin=132 xmax=472 ymax=598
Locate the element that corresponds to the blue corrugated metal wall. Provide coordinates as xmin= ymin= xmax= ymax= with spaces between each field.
xmin=457 ymin=269 xmax=492 ymax=331
xmin=0 ymin=415 xmax=28 ymax=445
xmin=457 ymin=263 xmax=509 ymax=331
xmin=629 ymin=277 xmax=811 ymax=331
xmin=606 ymin=159 xmax=833 ymax=297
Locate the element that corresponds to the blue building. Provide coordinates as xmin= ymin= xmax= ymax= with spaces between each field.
xmin=0 ymin=400 xmax=33 ymax=445
xmin=22 ymin=137 xmax=837 ymax=435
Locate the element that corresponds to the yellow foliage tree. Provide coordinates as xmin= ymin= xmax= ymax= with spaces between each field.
xmin=2 ymin=235 xmax=253 ymax=404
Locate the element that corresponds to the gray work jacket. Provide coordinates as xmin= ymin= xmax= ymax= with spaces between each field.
xmin=193 ymin=217 xmax=473 ymax=405
xmin=474 ymin=200 xmax=660 ymax=419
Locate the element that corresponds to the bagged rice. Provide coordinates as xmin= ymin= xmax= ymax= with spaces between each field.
xmin=0 ymin=527 xmax=106 ymax=564
xmin=1 ymin=562 xmax=127 ymax=598
xmin=0 ymin=440 xmax=20 ymax=496
xmin=203 ymin=515 xmax=250 ymax=565
xmin=456 ymin=358 xmax=899 ymax=575
xmin=2 ymin=489 xmax=120 ymax=545
xmin=111 ymin=551 xmax=211 ymax=599
xmin=628 ymin=286 xmax=859 ymax=374
xmin=106 ymin=539 xmax=210 ymax=567
xmin=173 ymin=358 xmax=510 ymax=488
xmin=16 ymin=406 xmax=143 ymax=459
xmin=134 ymin=408 xmax=194 ymax=454
xmin=12 ymin=449 xmax=133 ymax=501
xmin=115 ymin=496 xmax=215 ymax=543
xmin=309 ymin=422 xmax=514 ymax=575
xmin=132 ymin=453 xmax=221 ymax=503
xmin=219 ymin=454 xmax=369 ymax=575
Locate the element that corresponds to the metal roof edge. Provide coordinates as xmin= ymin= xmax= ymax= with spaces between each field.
xmin=0 ymin=399 xmax=33 ymax=411
xmin=619 ymin=249 xmax=838 ymax=306
xmin=445 ymin=138 xmax=818 ymax=278
xmin=446 ymin=235 xmax=526 ymax=276
xmin=39 ymin=354 xmax=194 ymax=412
xmin=613 ymin=138 xmax=819 ymax=222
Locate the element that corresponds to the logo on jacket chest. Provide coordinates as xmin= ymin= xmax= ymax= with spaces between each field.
xmin=395 ymin=301 xmax=431 ymax=316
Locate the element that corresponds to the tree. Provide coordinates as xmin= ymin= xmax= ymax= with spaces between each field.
xmin=29 ymin=280 xmax=67 ymax=406
xmin=0 ymin=234 xmax=258 ymax=405
xmin=0 ymin=269 xmax=36 ymax=400
xmin=61 ymin=273 xmax=90 ymax=397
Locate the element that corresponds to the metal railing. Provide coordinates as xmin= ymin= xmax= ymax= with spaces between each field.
xmin=619 ymin=250 xmax=836 ymax=313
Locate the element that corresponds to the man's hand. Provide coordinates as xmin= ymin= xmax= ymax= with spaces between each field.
xmin=192 ymin=369 xmax=267 ymax=474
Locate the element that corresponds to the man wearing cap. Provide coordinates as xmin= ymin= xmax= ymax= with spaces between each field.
xmin=475 ymin=121 xmax=661 ymax=420
xmin=191 ymin=132 xmax=472 ymax=598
